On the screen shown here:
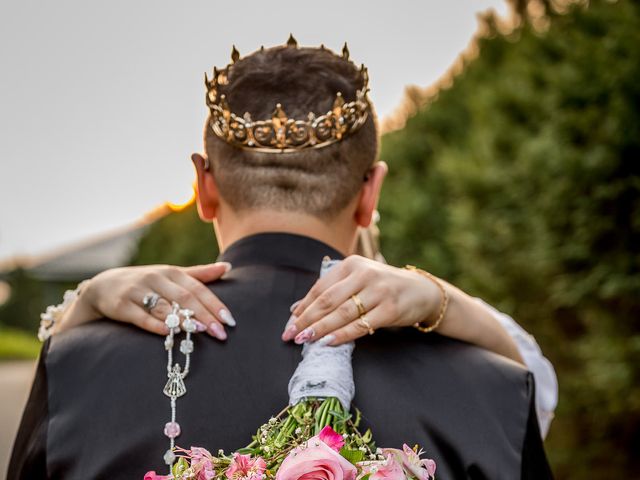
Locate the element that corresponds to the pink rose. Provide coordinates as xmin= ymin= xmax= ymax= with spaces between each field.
xmin=276 ymin=435 xmax=357 ymax=480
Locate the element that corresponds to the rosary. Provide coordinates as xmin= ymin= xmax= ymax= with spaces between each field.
xmin=161 ymin=301 xmax=199 ymax=468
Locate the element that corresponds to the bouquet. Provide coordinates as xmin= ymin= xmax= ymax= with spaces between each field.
xmin=146 ymin=259 xmax=436 ymax=480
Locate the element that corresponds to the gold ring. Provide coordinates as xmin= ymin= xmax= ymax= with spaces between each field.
xmin=359 ymin=315 xmax=375 ymax=335
xmin=351 ymin=294 xmax=367 ymax=317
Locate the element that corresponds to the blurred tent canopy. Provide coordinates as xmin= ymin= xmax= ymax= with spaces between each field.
xmin=1 ymin=0 xmax=638 ymax=477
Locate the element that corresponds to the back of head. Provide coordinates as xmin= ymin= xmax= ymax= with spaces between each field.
xmin=204 ymin=43 xmax=380 ymax=219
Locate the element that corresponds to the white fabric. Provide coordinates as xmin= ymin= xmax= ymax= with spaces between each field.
xmin=288 ymin=258 xmax=356 ymax=410
xmin=472 ymin=297 xmax=558 ymax=438
xmin=288 ymin=341 xmax=356 ymax=410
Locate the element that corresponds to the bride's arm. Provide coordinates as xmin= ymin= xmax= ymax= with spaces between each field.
xmin=285 ymin=255 xmax=557 ymax=436
xmin=48 ymin=262 xmax=235 ymax=341
xmin=285 ymin=255 xmax=525 ymax=363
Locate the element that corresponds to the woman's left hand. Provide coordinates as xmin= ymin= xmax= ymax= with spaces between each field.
xmin=282 ymin=255 xmax=442 ymax=345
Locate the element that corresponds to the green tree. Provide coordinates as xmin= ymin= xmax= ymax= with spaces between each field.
xmin=131 ymin=204 xmax=219 ymax=266
xmin=0 ymin=268 xmax=45 ymax=331
xmin=377 ymin=1 xmax=640 ymax=477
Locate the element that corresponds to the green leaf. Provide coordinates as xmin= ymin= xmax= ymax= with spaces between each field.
xmin=339 ymin=448 xmax=365 ymax=464
xmin=172 ymin=457 xmax=190 ymax=477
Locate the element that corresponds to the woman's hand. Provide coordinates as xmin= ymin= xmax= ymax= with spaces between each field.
xmin=281 ymin=255 xmax=524 ymax=365
xmin=54 ymin=262 xmax=235 ymax=340
xmin=282 ymin=255 xmax=441 ymax=345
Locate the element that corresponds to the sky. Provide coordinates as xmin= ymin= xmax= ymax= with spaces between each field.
xmin=0 ymin=0 xmax=509 ymax=262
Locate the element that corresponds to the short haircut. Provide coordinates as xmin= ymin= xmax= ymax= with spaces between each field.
xmin=204 ymin=45 xmax=380 ymax=219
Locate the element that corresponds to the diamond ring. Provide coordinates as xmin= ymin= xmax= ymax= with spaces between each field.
xmin=142 ymin=292 xmax=161 ymax=312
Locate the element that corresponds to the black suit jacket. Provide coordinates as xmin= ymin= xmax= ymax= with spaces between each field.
xmin=9 ymin=232 xmax=552 ymax=479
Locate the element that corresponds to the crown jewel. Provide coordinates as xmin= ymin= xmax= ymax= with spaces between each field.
xmin=204 ymin=34 xmax=371 ymax=153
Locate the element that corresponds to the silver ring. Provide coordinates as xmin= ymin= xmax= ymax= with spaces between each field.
xmin=142 ymin=292 xmax=161 ymax=312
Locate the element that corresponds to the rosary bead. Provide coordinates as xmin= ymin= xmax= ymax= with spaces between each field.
xmin=182 ymin=317 xmax=197 ymax=333
xmin=163 ymin=449 xmax=176 ymax=465
xmin=165 ymin=313 xmax=180 ymax=329
xmin=180 ymin=339 xmax=194 ymax=354
xmin=164 ymin=421 xmax=181 ymax=439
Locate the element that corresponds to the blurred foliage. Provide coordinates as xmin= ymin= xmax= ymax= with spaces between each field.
xmin=0 ymin=268 xmax=45 ymax=332
xmin=0 ymin=326 xmax=41 ymax=360
xmin=130 ymin=205 xmax=219 ymax=266
xmin=378 ymin=1 xmax=639 ymax=477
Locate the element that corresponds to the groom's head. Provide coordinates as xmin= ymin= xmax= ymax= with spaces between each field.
xmin=192 ymin=42 xmax=386 ymax=251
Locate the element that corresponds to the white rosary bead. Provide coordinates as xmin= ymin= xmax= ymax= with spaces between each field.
xmin=165 ymin=313 xmax=180 ymax=329
xmin=180 ymin=339 xmax=194 ymax=354
xmin=163 ymin=449 xmax=176 ymax=465
xmin=161 ymin=302 xmax=200 ymax=471
xmin=182 ymin=317 xmax=197 ymax=333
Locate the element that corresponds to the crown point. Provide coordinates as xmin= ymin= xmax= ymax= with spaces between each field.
xmin=273 ymin=103 xmax=287 ymax=119
xmin=342 ymin=42 xmax=350 ymax=60
xmin=260 ymin=45 xmax=265 ymax=52
xmin=231 ymin=45 xmax=240 ymax=63
xmin=320 ymin=44 xmax=325 ymax=51
xmin=287 ymin=33 xmax=298 ymax=48
xmin=204 ymin=72 xmax=209 ymax=86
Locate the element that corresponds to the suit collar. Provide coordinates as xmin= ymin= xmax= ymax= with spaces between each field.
xmin=217 ymin=232 xmax=345 ymax=273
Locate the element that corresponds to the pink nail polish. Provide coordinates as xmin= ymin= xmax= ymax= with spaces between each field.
xmin=294 ymin=327 xmax=315 ymax=344
xmin=282 ymin=323 xmax=298 ymax=341
xmin=194 ymin=320 xmax=207 ymax=332
xmin=282 ymin=314 xmax=298 ymax=341
xmin=209 ymin=322 xmax=227 ymax=341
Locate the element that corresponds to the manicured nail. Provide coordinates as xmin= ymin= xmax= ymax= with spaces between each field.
xmin=208 ymin=322 xmax=227 ymax=341
xmin=289 ymin=300 xmax=302 ymax=313
xmin=294 ymin=327 xmax=315 ymax=344
xmin=218 ymin=262 xmax=232 ymax=273
xmin=219 ymin=309 xmax=236 ymax=327
xmin=316 ymin=334 xmax=336 ymax=346
xmin=194 ymin=320 xmax=207 ymax=332
xmin=282 ymin=315 xmax=298 ymax=341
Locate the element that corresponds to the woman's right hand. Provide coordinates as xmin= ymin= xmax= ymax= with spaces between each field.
xmin=54 ymin=262 xmax=234 ymax=340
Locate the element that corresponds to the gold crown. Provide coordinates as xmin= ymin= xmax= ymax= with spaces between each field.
xmin=204 ymin=34 xmax=371 ymax=153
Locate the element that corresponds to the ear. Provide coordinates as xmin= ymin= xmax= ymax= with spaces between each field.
xmin=355 ymin=161 xmax=388 ymax=228
xmin=191 ymin=153 xmax=220 ymax=222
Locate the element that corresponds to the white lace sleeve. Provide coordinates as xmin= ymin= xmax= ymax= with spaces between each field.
xmin=472 ymin=297 xmax=558 ymax=438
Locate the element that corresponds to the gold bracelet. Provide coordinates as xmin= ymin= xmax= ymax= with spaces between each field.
xmin=405 ymin=265 xmax=449 ymax=333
